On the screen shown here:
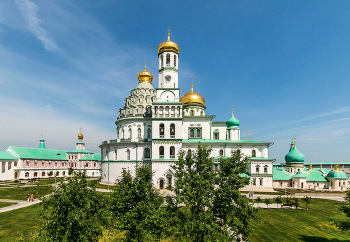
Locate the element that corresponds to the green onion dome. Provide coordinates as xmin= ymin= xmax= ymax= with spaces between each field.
xmin=326 ymin=165 xmax=348 ymax=179
xmin=226 ymin=113 xmax=240 ymax=128
xmin=285 ymin=141 xmax=305 ymax=163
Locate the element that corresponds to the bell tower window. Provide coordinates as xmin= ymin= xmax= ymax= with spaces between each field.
xmin=174 ymin=55 xmax=177 ymax=67
xmin=161 ymin=55 xmax=163 ymax=68
xmin=166 ymin=54 xmax=170 ymax=66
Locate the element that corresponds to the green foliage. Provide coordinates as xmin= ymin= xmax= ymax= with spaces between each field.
xmin=329 ymin=189 xmax=350 ymax=231
xmin=293 ymin=197 xmax=299 ymax=210
xmin=110 ymin=165 xmax=166 ymax=242
xmin=255 ymin=197 xmax=262 ymax=204
xmin=35 ymin=171 xmax=111 ymax=242
xmin=274 ymin=196 xmax=282 ymax=208
xmin=302 ymin=196 xmax=311 ymax=210
xmin=264 ymin=199 xmax=271 ymax=208
xmin=168 ymin=145 xmax=258 ymax=242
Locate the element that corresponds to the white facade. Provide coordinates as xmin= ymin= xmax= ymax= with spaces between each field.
xmin=100 ymin=33 xmax=275 ymax=190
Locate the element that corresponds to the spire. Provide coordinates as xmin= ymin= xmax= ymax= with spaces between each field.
xmin=144 ymin=60 xmax=147 ymax=71
xmin=232 ymin=105 xmax=234 ymax=115
xmin=39 ymin=135 xmax=46 ymax=149
xmin=190 ymin=75 xmax=194 ymax=93
xmin=168 ymin=26 xmax=170 ymax=41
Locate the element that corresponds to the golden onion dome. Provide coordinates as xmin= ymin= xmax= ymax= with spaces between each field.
xmin=158 ymin=33 xmax=180 ymax=56
xmin=180 ymin=85 xmax=206 ymax=106
xmin=137 ymin=62 xmax=153 ymax=83
xmin=78 ymin=129 xmax=84 ymax=140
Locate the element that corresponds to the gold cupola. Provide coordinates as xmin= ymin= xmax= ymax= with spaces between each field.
xmin=180 ymin=83 xmax=206 ymax=106
xmin=137 ymin=61 xmax=153 ymax=83
xmin=78 ymin=128 xmax=84 ymax=140
xmin=158 ymin=32 xmax=180 ymax=56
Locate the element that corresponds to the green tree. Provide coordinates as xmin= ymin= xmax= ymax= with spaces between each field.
xmin=302 ymin=196 xmax=311 ymax=210
xmin=168 ymin=145 xmax=258 ymax=242
xmin=275 ymin=196 xmax=282 ymax=208
xmin=293 ymin=197 xmax=300 ymax=210
xmin=329 ymin=189 xmax=350 ymax=230
xmin=264 ymin=198 xmax=271 ymax=209
xmin=110 ymin=165 xmax=166 ymax=242
xmin=35 ymin=171 xmax=110 ymax=242
xmin=255 ymin=197 xmax=262 ymax=204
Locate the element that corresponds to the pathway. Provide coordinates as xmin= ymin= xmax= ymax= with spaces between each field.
xmin=0 ymin=199 xmax=41 ymax=213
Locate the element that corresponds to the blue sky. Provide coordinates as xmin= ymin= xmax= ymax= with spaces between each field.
xmin=0 ymin=0 xmax=350 ymax=164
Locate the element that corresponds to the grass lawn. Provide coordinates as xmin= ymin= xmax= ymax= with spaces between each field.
xmin=0 ymin=203 xmax=42 ymax=242
xmin=249 ymin=198 xmax=350 ymax=242
xmin=95 ymin=183 xmax=115 ymax=190
xmin=0 ymin=186 xmax=53 ymax=200
xmin=0 ymin=202 xmax=17 ymax=208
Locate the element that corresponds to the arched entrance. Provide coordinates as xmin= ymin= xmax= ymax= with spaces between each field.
xmin=14 ymin=172 xmax=18 ymax=179
xmin=34 ymin=172 xmax=38 ymax=178
xmin=159 ymin=179 xmax=164 ymax=189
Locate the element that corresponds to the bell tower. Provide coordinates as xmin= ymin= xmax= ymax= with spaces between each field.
xmin=158 ymin=28 xmax=179 ymax=91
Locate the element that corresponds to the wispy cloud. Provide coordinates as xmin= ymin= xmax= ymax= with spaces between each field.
xmin=250 ymin=106 xmax=350 ymax=132
xmin=15 ymin=0 xmax=59 ymax=51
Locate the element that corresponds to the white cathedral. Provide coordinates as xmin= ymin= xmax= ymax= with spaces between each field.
xmin=100 ymin=32 xmax=275 ymax=190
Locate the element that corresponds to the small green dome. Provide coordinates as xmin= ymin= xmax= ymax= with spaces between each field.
xmin=285 ymin=142 xmax=305 ymax=163
xmin=226 ymin=114 xmax=240 ymax=128
xmin=326 ymin=165 xmax=348 ymax=179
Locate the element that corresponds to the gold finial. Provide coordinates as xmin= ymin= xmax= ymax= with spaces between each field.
xmin=232 ymin=105 xmax=234 ymax=115
xmin=250 ymin=135 xmax=251 ymax=140
xmin=294 ymin=137 xmax=296 ymax=146
xmin=41 ymin=134 xmax=43 ymax=138
xmin=247 ymin=132 xmax=249 ymax=140
xmin=144 ymin=60 xmax=147 ymax=71
xmin=309 ymin=164 xmax=314 ymax=170
xmin=167 ymin=26 xmax=170 ymax=41
xmin=334 ymin=163 xmax=340 ymax=171
xmin=190 ymin=75 xmax=194 ymax=93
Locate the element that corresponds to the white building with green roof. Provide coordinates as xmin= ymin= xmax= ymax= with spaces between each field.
xmin=272 ymin=141 xmax=348 ymax=190
xmin=100 ymin=32 xmax=275 ymax=191
xmin=0 ymin=132 xmax=101 ymax=181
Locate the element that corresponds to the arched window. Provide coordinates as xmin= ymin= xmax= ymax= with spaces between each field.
xmin=187 ymin=149 xmax=192 ymax=156
xmin=25 ymin=172 xmax=29 ymax=178
xmin=200 ymin=110 xmax=203 ymax=116
xmin=170 ymin=123 xmax=175 ymax=138
xmin=252 ymin=150 xmax=256 ymax=157
xmin=42 ymin=172 xmax=45 ymax=177
xmin=219 ymin=149 xmax=224 ymax=156
xmin=138 ymin=107 xmax=142 ymax=114
xmin=144 ymin=148 xmax=150 ymax=158
xmin=139 ymin=97 xmax=143 ymax=103
xmin=159 ymin=146 xmax=164 ymax=159
xmin=159 ymin=123 xmax=164 ymax=138
xmin=115 ymin=149 xmax=117 ymax=161
xmin=189 ymin=128 xmax=195 ymax=138
xmin=138 ymin=128 xmax=141 ymax=138
xmin=129 ymin=128 xmax=132 ymax=139
xmin=34 ymin=172 xmax=37 ymax=177
xmin=255 ymin=165 xmax=260 ymax=173
xmin=196 ymin=129 xmax=201 ymax=138
xmin=147 ymin=128 xmax=151 ymax=138
xmin=161 ymin=55 xmax=163 ymax=67
xmin=264 ymin=165 xmax=268 ymax=173
xmin=159 ymin=178 xmax=165 ymax=189
xmin=260 ymin=178 xmax=263 ymax=186
xmin=170 ymin=146 xmax=175 ymax=159
xmin=190 ymin=110 xmax=194 ymax=116
xmin=166 ymin=54 xmax=170 ymax=66
xmin=63 ymin=171 xmax=65 ymax=176
xmin=226 ymin=130 xmax=230 ymax=140
xmin=122 ymin=129 xmax=125 ymax=139
xmin=126 ymin=149 xmax=130 ymax=161
xmin=174 ymin=55 xmax=177 ymax=67
xmin=214 ymin=131 xmax=219 ymax=140
xmin=214 ymin=164 xmax=218 ymax=172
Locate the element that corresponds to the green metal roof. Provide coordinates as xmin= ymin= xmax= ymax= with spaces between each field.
xmin=285 ymin=145 xmax=305 ymax=163
xmin=80 ymin=154 xmax=101 ymax=161
xmin=239 ymin=173 xmax=251 ymax=178
xmin=8 ymin=146 xmax=68 ymax=161
xmin=0 ymin=151 xmax=18 ymax=160
xmin=249 ymin=157 xmax=275 ymax=161
xmin=226 ymin=114 xmax=240 ymax=128
xmin=326 ymin=170 xmax=348 ymax=179
xmin=303 ymin=169 xmax=328 ymax=182
xmin=213 ymin=156 xmax=229 ymax=159
xmin=66 ymin=149 xmax=92 ymax=154
xmin=273 ymin=169 xmax=293 ymax=181
xmin=182 ymin=139 xmax=272 ymax=144
xmin=293 ymin=169 xmax=306 ymax=178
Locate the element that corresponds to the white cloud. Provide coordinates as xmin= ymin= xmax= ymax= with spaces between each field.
xmin=15 ymin=0 xmax=59 ymax=51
